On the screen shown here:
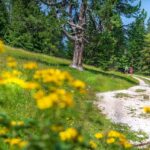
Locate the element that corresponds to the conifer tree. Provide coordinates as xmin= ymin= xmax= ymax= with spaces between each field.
xmin=147 ymin=18 xmax=150 ymax=33
xmin=141 ymin=34 xmax=150 ymax=75
xmin=0 ymin=0 xmax=8 ymax=39
xmin=127 ymin=10 xmax=146 ymax=71
xmin=40 ymin=0 xmax=141 ymax=70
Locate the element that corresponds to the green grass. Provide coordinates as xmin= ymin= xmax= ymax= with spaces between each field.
xmin=3 ymin=46 xmax=138 ymax=92
xmin=0 ymin=46 xmax=141 ymax=150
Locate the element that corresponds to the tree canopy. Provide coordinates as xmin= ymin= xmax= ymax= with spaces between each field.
xmin=0 ymin=0 xmax=149 ymax=74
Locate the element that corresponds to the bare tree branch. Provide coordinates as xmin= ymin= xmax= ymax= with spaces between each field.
xmin=83 ymin=37 xmax=89 ymax=43
xmin=69 ymin=20 xmax=76 ymax=32
xmin=68 ymin=22 xmax=84 ymax=30
xmin=62 ymin=29 xmax=75 ymax=41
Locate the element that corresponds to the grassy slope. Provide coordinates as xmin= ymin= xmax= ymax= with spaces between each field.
xmin=0 ymin=46 xmax=141 ymax=149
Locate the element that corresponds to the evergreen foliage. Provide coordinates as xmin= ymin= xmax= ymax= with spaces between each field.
xmin=141 ymin=34 xmax=150 ymax=75
xmin=0 ymin=0 xmax=149 ymax=73
xmin=127 ymin=10 xmax=146 ymax=71
xmin=0 ymin=0 xmax=8 ymax=38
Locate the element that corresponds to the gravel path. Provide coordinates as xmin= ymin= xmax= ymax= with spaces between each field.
xmin=96 ymin=75 xmax=150 ymax=142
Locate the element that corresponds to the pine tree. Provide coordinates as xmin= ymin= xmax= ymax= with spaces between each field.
xmin=127 ymin=10 xmax=146 ymax=71
xmin=141 ymin=34 xmax=150 ymax=75
xmin=147 ymin=18 xmax=150 ymax=33
xmin=84 ymin=0 xmax=141 ymax=70
xmin=6 ymin=0 xmax=62 ymax=54
xmin=0 ymin=0 xmax=8 ymax=39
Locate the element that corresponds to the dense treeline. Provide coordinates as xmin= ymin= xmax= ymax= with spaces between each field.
xmin=0 ymin=0 xmax=149 ymax=74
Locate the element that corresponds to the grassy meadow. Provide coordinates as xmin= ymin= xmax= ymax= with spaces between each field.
xmin=0 ymin=46 xmax=142 ymax=150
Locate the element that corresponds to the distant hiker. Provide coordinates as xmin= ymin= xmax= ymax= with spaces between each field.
xmin=129 ymin=66 xmax=134 ymax=74
xmin=124 ymin=65 xmax=129 ymax=74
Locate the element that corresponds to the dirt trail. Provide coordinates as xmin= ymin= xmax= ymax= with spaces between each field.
xmin=96 ymin=75 xmax=150 ymax=141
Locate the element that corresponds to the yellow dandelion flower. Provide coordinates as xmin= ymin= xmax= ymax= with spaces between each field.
xmin=6 ymin=78 xmax=26 ymax=87
xmin=7 ymin=61 xmax=17 ymax=68
xmin=36 ymin=94 xmax=57 ymax=109
xmin=23 ymin=82 xmax=40 ymax=90
xmin=6 ymin=57 xmax=17 ymax=68
xmin=89 ymin=140 xmax=97 ymax=149
xmin=0 ymin=127 xmax=8 ymax=135
xmin=11 ymin=121 xmax=24 ymax=126
xmin=77 ymin=135 xmax=83 ymax=143
xmin=123 ymin=142 xmax=132 ymax=148
xmin=120 ymin=140 xmax=132 ymax=149
xmin=5 ymin=138 xmax=28 ymax=148
xmin=33 ymin=90 xmax=45 ymax=100
xmin=0 ymin=77 xmax=6 ymax=85
xmin=7 ymin=57 xmax=15 ymax=62
xmin=72 ymin=80 xmax=85 ymax=89
xmin=0 ymin=41 xmax=4 ymax=53
xmin=59 ymin=128 xmax=78 ymax=141
xmin=106 ymin=138 xmax=115 ymax=144
xmin=23 ymin=62 xmax=38 ymax=70
xmin=12 ymin=70 xmax=22 ymax=76
xmin=18 ymin=141 xmax=28 ymax=148
xmin=94 ymin=132 xmax=103 ymax=139
xmin=5 ymin=138 xmax=21 ymax=145
xmin=108 ymin=130 xmax=123 ymax=138
xmin=143 ymin=106 xmax=150 ymax=113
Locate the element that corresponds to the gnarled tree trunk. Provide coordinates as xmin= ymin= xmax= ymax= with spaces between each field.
xmin=71 ymin=39 xmax=84 ymax=70
xmin=70 ymin=3 xmax=86 ymax=71
xmin=40 ymin=0 xmax=87 ymax=71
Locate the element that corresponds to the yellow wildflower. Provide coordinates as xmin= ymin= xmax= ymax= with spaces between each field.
xmin=2 ymin=71 xmax=14 ymax=79
xmin=33 ymin=90 xmax=45 ymax=100
xmin=123 ymin=142 xmax=132 ymax=148
xmin=108 ymin=130 xmax=124 ymax=138
xmin=18 ymin=141 xmax=28 ymax=148
xmin=23 ymin=82 xmax=40 ymax=90
xmin=94 ymin=132 xmax=103 ymax=139
xmin=23 ymin=62 xmax=38 ymax=70
xmin=89 ymin=140 xmax=97 ymax=149
xmin=12 ymin=70 xmax=22 ymax=76
xmin=143 ymin=106 xmax=150 ymax=113
xmin=7 ymin=57 xmax=17 ymax=68
xmin=55 ymin=89 xmax=74 ymax=108
xmin=59 ymin=128 xmax=78 ymax=141
xmin=7 ymin=61 xmax=17 ymax=68
xmin=5 ymin=138 xmax=28 ymax=148
xmin=72 ymin=80 xmax=85 ymax=89
xmin=0 ymin=77 xmax=6 ymax=85
xmin=5 ymin=138 xmax=21 ymax=145
xmin=106 ymin=138 xmax=115 ymax=144
xmin=34 ymin=89 xmax=73 ymax=109
xmin=0 ymin=41 xmax=4 ymax=53
xmin=36 ymin=93 xmax=58 ymax=109
xmin=11 ymin=121 xmax=24 ymax=126
xmin=77 ymin=135 xmax=83 ymax=143
xmin=0 ymin=127 xmax=8 ymax=135
xmin=120 ymin=139 xmax=132 ymax=149
xmin=119 ymin=137 xmax=132 ymax=148
xmin=2 ymin=70 xmax=21 ymax=78
xmin=7 ymin=57 xmax=15 ymax=62
xmin=34 ymin=69 xmax=74 ymax=86
xmin=0 ymin=71 xmax=26 ymax=86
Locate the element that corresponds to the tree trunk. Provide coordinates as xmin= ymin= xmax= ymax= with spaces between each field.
xmin=70 ymin=3 xmax=86 ymax=71
xmin=71 ymin=40 xmax=84 ymax=71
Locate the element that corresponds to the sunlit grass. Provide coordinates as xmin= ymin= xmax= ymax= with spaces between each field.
xmin=0 ymin=46 xmax=140 ymax=149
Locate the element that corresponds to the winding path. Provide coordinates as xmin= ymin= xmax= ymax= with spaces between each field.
xmin=96 ymin=75 xmax=150 ymax=142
